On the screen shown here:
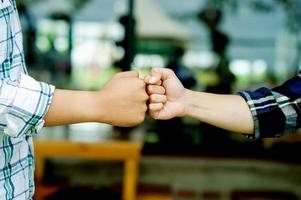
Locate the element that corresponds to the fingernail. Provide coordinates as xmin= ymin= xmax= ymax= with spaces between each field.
xmin=149 ymin=76 xmax=157 ymax=83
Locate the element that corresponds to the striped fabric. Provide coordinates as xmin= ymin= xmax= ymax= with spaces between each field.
xmin=0 ymin=0 xmax=55 ymax=199
xmin=239 ymin=73 xmax=301 ymax=139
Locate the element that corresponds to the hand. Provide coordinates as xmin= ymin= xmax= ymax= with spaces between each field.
xmin=145 ymin=68 xmax=187 ymax=120
xmin=98 ymin=71 xmax=148 ymax=127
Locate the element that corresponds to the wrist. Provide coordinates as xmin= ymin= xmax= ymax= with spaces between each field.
xmin=92 ymin=90 xmax=110 ymax=123
xmin=82 ymin=91 xmax=103 ymax=123
xmin=45 ymin=90 xmax=103 ymax=126
xmin=182 ymin=89 xmax=195 ymax=117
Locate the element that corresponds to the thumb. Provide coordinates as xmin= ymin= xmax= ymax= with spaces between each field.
xmin=144 ymin=74 xmax=162 ymax=86
xmin=146 ymin=68 xmax=175 ymax=85
xmin=115 ymin=71 xmax=139 ymax=78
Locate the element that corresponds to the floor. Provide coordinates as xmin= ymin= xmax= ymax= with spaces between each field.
xmin=37 ymin=156 xmax=301 ymax=200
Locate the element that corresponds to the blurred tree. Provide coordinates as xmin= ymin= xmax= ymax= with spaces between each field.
xmin=115 ymin=0 xmax=136 ymax=71
xmin=204 ymin=0 xmax=301 ymax=73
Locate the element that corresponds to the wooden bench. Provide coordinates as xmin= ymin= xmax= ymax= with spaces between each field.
xmin=34 ymin=139 xmax=143 ymax=200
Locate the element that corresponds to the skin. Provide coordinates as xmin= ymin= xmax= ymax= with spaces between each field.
xmin=44 ymin=71 xmax=149 ymax=127
xmin=145 ymin=68 xmax=255 ymax=135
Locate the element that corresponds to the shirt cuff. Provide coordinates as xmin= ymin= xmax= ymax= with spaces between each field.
xmin=238 ymin=91 xmax=261 ymax=139
xmin=5 ymin=74 xmax=55 ymax=137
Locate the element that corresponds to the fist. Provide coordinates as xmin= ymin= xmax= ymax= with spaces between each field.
xmin=99 ymin=71 xmax=148 ymax=127
xmin=145 ymin=68 xmax=187 ymax=120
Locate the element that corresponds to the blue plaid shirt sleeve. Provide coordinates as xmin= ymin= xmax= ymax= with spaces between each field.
xmin=238 ymin=72 xmax=301 ymax=139
xmin=0 ymin=74 xmax=55 ymax=138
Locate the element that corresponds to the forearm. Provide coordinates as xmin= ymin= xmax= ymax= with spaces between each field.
xmin=44 ymin=89 xmax=101 ymax=126
xmin=44 ymin=72 xmax=148 ymax=128
xmin=184 ymin=89 xmax=254 ymax=134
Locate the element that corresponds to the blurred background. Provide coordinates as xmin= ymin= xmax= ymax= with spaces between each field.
xmin=18 ymin=0 xmax=301 ymax=199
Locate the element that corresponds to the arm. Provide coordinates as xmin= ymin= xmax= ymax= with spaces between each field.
xmin=184 ymin=90 xmax=254 ymax=134
xmin=44 ymin=89 xmax=100 ymax=126
xmin=1 ymin=71 xmax=147 ymax=138
xmin=45 ymin=71 xmax=148 ymax=127
xmin=239 ymin=75 xmax=301 ymax=138
xmin=146 ymin=68 xmax=301 ymax=138
xmin=145 ymin=68 xmax=253 ymax=134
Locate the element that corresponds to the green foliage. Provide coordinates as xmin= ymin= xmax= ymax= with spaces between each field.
xmin=74 ymin=0 xmax=90 ymax=10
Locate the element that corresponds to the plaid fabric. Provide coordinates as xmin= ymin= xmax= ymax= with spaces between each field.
xmin=0 ymin=0 xmax=54 ymax=199
xmin=239 ymin=72 xmax=301 ymax=139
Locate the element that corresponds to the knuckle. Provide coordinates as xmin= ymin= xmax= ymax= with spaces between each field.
xmin=148 ymin=104 xmax=153 ymax=110
xmin=147 ymin=85 xmax=154 ymax=94
xmin=149 ymin=103 xmax=156 ymax=110
xmin=155 ymin=86 xmax=165 ymax=94
xmin=146 ymin=86 xmax=151 ymax=93
xmin=150 ymin=94 xmax=156 ymax=101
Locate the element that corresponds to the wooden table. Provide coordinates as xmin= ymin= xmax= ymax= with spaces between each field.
xmin=34 ymin=139 xmax=143 ymax=200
